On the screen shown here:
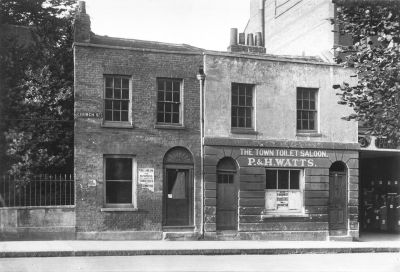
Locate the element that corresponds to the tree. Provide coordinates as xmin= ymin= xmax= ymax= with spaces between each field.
xmin=334 ymin=0 xmax=400 ymax=146
xmin=0 ymin=0 xmax=76 ymax=177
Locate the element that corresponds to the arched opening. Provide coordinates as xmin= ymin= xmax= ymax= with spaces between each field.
xmin=163 ymin=147 xmax=194 ymax=227
xmin=328 ymin=161 xmax=348 ymax=236
xmin=216 ymin=157 xmax=238 ymax=231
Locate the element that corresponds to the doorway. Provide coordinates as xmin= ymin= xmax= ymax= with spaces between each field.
xmin=216 ymin=157 xmax=238 ymax=231
xmin=163 ymin=147 xmax=193 ymax=227
xmin=329 ymin=161 xmax=348 ymax=236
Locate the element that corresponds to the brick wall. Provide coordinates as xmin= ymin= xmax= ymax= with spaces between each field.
xmin=74 ymin=45 xmax=202 ymax=238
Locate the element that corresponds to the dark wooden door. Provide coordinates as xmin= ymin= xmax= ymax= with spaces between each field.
xmin=165 ymin=169 xmax=190 ymax=226
xmin=216 ymin=173 xmax=238 ymax=230
xmin=329 ymin=172 xmax=347 ymax=235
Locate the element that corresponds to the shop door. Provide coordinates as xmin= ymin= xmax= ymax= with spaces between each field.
xmin=329 ymin=171 xmax=347 ymax=235
xmin=164 ymin=169 xmax=191 ymax=226
xmin=216 ymin=173 xmax=238 ymax=230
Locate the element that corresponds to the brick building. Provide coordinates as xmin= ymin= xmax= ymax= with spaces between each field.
xmin=74 ymin=2 xmax=203 ymax=239
xmin=73 ymin=1 xmax=362 ymax=240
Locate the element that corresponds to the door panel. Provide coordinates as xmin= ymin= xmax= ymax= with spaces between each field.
xmin=329 ymin=172 xmax=347 ymax=233
xmin=165 ymin=169 xmax=190 ymax=226
xmin=217 ymin=174 xmax=238 ymax=230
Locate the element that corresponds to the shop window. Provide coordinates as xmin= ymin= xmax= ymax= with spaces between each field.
xmin=157 ymin=78 xmax=182 ymax=125
xmin=231 ymin=83 xmax=254 ymax=129
xmin=104 ymin=76 xmax=131 ymax=123
xmin=104 ymin=156 xmax=137 ymax=208
xmin=296 ymin=88 xmax=318 ymax=132
xmin=265 ymin=169 xmax=303 ymax=213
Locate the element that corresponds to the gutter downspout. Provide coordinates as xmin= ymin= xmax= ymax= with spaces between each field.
xmin=261 ymin=0 xmax=265 ymax=47
xmin=197 ymin=63 xmax=206 ymax=239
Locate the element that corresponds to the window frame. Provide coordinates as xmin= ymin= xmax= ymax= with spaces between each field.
xmin=264 ymin=168 xmax=305 ymax=215
xmin=103 ymin=75 xmax=132 ymax=127
xmin=103 ymin=155 xmax=137 ymax=209
xmin=156 ymin=78 xmax=183 ymax=126
xmin=231 ymin=83 xmax=255 ymax=130
xmin=296 ymin=87 xmax=318 ymax=133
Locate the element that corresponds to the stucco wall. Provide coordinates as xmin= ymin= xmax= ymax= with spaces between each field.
xmin=203 ymin=53 xmax=357 ymax=144
xmin=264 ymin=0 xmax=334 ymax=57
xmin=0 ymin=207 xmax=75 ymax=240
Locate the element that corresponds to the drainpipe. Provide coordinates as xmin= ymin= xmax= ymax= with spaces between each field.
xmin=260 ymin=0 xmax=265 ymax=47
xmin=197 ymin=65 xmax=206 ymax=239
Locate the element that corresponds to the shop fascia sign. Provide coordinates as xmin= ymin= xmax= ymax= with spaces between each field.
xmin=240 ymin=148 xmax=328 ymax=168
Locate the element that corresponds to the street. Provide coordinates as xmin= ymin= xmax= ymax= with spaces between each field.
xmin=1 ymin=253 xmax=399 ymax=272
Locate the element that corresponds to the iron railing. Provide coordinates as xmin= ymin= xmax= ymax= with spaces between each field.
xmin=0 ymin=174 xmax=74 ymax=207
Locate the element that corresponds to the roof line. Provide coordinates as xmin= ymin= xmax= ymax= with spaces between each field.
xmin=203 ymin=50 xmax=343 ymax=67
xmin=73 ymin=42 xmax=203 ymax=56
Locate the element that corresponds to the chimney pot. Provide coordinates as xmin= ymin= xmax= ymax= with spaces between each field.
xmin=247 ymin=33 xmax=254 ymax=46
xmin=238 ymin=33 xmax=245 ymax=45
xmin=255 ymin=32 xmax=263 ymax=46
xmin=78 ymin=1 xmax=86 ymax=13
xmin=230 ymin=28 xmax=238 ymax=46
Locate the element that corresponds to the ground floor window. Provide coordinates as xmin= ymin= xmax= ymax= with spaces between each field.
xmin=104 ymin=156 xmax=137 ymax=208
xmin=265 ymin=169 xmax=303 ymax=213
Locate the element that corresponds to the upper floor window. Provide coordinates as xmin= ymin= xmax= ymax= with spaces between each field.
xmin=157 ymin=78 xmax=182 ymax=125
xmin=104 ymin=76 xmax=130 ymax=122
xmin=231 ymin=83 xmax=254 ymax=129
xmin=297 ymin=88 xmax=318 ymax=131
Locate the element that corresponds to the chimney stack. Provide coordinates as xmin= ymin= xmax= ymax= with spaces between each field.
xmin=238 ymin=33 xmax=246 ymax=45
xmin=230 ymin=28 xmax=238 ymax=46
xmin=74 ymin=1 xmax=91 ymax=42
xmin=247 ymin=33 xmax=254 ymax=46
xmin=255 ymin=32 xmax=263 ymax=46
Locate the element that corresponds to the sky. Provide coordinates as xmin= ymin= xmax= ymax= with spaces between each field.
xmin=83 ymin=0 xmax=250 ymax=51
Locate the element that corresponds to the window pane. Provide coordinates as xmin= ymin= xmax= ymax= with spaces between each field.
xmin=157 ymin=102 xmax=164 ymax=112
xmin=245 ymin=107 xmax=251 ymax=119
xmin=246 ymin=96 xmax=252 ymax=106
xmin=158 ymin=90 xmax=164 ymax=101
xmin=303 ymin=100 xmax=309 ymax=109
xmin=166 ymin=81 xmax=172 ymax=92
xmin=173 ymin=91 xmax=180 ymax=102
xmin=113 ymin=100 xmax=121 ymax=110
xmin=172 ymin=104 xmax=179 ymax=114
xmin=166 ymin=91 xmax=172 ymax=101
xmin=122 ymin=89 xmax=129 ymax=99
xmin=105 ymin=110 xmax=112 ymax=121
xmin=121 ymin=101 xmax=129 ymax=111
xmin=157 ymin=112 xmax=164 ymax=123
xmin=165 ymin=112 xmax=171 ymax=123
xmin=114 ymin=78 xmax=121 ymax=88
xmin=105 ymin=78 xmax=113 ymax=88
xmin=238 ymin=107 xmax=245 ymax=117
xmin=297 ymin=100 xmax=302 ymax=109
xmin=266 ymin=170 xmax=277 ymax=189
xmin=246 ymin=117 xmax=252 ymax=128
xmin=172 ymin=113 xmax=179 ymax=123
xmin=278 ymin=170 xmax=289 ymax=189
xmin=106 ymin=181 xmax=132 ymax=204
xmin=105 ymin=88 xmax=113 ymax=98
xmin=122 ymin=79 xmax=129 ymax=89
xmin=239 ymin=95 xmax=245 ymax=106
xmin=157 ymin=79 xmax=164 ymax=91
xmin=231 ymin=115 xmax=237 ymax=127
xmin=302 ymin=120 xmax=308 ymax=130
xmin=310 ymin=100 xmax=315 ymax=109
xmin=106 ymin=158 xmax=132 ymax=180
xmin=121 ymin=111 xmax=128 ymax=121
xmin=105 ymin=100 xmax=112 ymax=110
xmin=173 ymin=81 xmax=180 ymax=92
xmin=165 ymin=103 xmax=172 ymax=113
xmin=238 ymin=117 xmax=245 ymax=127
xmin=290 ymin=170 xmax=300 ymax=189
xmin=113 ymin=111 xmax=120 ymax=121
xmin=232 ymin=94 xmax=238 ymax=106
xmin=114 ymin=89 xmax=121 ymax=99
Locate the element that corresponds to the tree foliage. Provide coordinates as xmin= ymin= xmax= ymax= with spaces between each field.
xmin=334 ymin=1 xmax=400 ymax=145
xmin=0 ymin=0 xmax=76 ymax=176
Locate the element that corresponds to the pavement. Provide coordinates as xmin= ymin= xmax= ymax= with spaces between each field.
xmin=1 ymin=238 xmax=400 ymax=258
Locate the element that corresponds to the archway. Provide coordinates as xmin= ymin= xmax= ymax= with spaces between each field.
xmin=329 ymin=161 xmax=348 ymax=236
xmin=216 ymin=157 xmax=238 ymax=231
xmin=163 ymin=147 xmax=194 ymax=227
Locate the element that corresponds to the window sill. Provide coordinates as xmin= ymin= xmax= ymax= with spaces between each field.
xmin=261 ymin=212 xmax=308 ymax=219
xmin=101 ymin=207 xmax=138 ymax=212
xmin=296 ymin=132 xmax=322 ymax=137
xmin=101 ymin=122 xmax=134 ymax=129
xmin=231 ymin=128 xmax=258 ymax=135
xmin=154 ymin=124 xmax=185 ymax=130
